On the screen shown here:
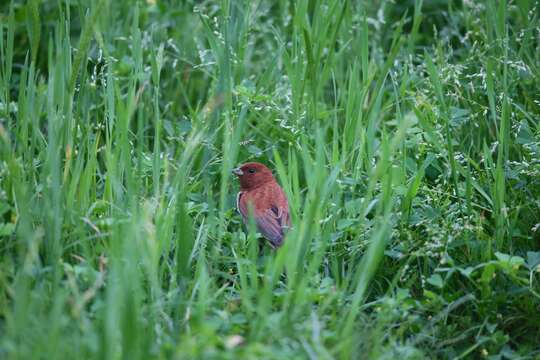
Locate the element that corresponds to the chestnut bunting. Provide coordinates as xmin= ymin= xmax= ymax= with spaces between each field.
xmin=232 ymin=162 xmax=291 ymax=248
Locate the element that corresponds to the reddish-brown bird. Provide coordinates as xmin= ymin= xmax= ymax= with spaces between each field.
xmin=232 ymin=162 xmax=291 ymax=248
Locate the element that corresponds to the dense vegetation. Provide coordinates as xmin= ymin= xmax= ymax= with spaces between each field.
xmin=1 ymin=0 xmax=539 ymax=358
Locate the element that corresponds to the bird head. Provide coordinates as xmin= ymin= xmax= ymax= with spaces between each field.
xmin=232 ymin=162 xmax=275 ymax=190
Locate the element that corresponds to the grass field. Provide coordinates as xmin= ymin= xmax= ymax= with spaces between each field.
xmin=1 ymin=0 xmax=539 ymax=358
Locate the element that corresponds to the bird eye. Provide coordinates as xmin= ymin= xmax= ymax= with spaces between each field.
xmin=248 ymin=168 xmax=256 ymax=174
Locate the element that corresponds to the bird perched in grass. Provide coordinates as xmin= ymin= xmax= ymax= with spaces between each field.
xmin=232 ymin=162 xmax=291 ymax=248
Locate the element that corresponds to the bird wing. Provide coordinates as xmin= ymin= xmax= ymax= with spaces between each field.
xmin=254 ymin=205 xmax=290 ymax=248
xmin=237 ymin=190 xmax=290 ymax=248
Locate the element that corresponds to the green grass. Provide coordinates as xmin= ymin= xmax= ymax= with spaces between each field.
xmin=0 ymin=0 xmax=539 ymax=358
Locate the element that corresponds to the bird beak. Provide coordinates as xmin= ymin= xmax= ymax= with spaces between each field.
xmin=232 ymin=167 xmax=243 ymax=176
